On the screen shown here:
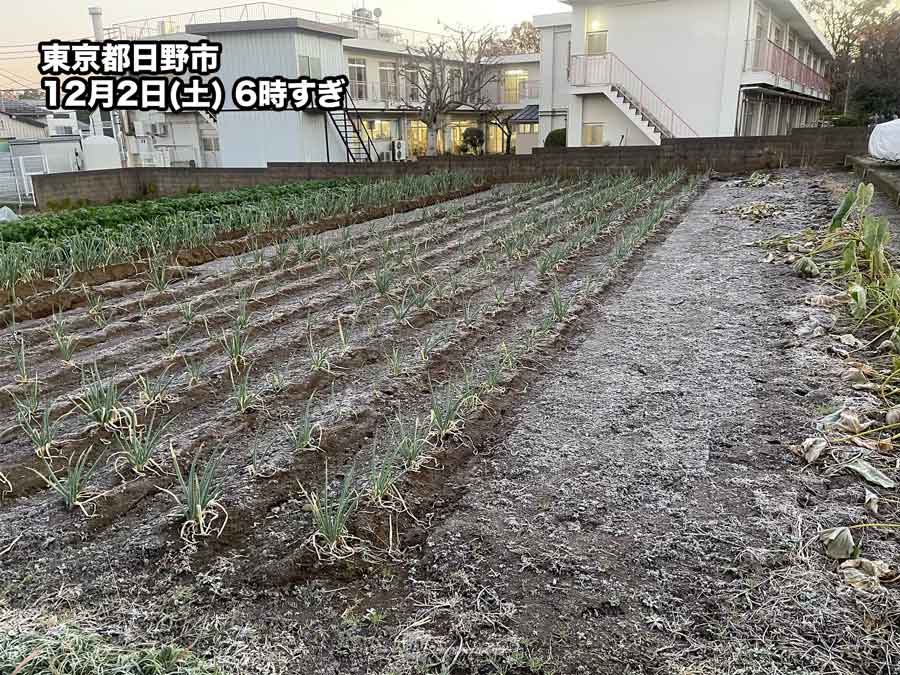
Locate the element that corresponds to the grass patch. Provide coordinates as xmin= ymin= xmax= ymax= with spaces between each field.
xmin=0 ymin=624 xmax=219 ymax=675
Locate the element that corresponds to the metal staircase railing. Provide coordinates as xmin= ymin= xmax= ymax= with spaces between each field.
xmin=569 ymin=53 xmax=699 ymax=139
xmin=326 ymin=91 xmax=378 ymax=162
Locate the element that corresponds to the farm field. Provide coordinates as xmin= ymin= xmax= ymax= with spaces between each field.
xmin=1 ymin=177 xmax=368 ymax=243
xmin=1 ymin=168 xmax=899 ymax=675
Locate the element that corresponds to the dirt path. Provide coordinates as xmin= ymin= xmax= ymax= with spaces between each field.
xmin=413 ymin=171 xmax=892 ymax=674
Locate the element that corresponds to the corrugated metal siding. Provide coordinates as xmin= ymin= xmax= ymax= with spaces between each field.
xmin=213 ymin=27 xmax=347 ymax=166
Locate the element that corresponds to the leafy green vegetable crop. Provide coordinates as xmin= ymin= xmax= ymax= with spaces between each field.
xmin=2 ymin=180 xmax=358 ymax=243
xmin=0 ymin=171 xmax=481 ymax=294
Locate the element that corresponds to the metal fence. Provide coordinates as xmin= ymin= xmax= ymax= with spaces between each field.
xmin=0 ymin=153 xmax=22 ymax=206
xmin=107 ymin=1 xmax=443 ymax=49
xmin=0 ymin=153 xmax=54 ymax=207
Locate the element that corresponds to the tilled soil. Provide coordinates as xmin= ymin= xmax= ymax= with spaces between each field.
xmin=2 ymin=169 xmax=898 ymax=675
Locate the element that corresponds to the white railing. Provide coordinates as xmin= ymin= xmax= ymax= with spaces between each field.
xmin=569 ymin=53 xmax=698 ymax=138
xmin=107 ymin=1 xmax=443 ymax=49
xmin=348 ymin=80 xmax=368 ymax=100
xmin=379 ymin=81 xmax=400 ymax=101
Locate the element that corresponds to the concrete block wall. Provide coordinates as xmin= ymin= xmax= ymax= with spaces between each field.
xmin=31 ymin=127 xmax=869 ymax=210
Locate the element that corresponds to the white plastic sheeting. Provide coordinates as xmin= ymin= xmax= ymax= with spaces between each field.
xmin=869 ymin=119 xmax=900 ymax=161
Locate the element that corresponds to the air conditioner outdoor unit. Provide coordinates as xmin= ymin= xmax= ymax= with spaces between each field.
xmin=391 ymin=139 xmax=407 ymax=161
xmin=377 ymin=150 xmax=392 ymax=162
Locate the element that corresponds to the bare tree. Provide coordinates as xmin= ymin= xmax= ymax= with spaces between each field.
xmin=804 ymin=0 xmax=891 ymax=112
xmin=400 ymin=25 xmax=500 ymax=156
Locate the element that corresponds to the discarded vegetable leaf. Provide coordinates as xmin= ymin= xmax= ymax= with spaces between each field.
xmin=800 ymin=437 xmax=827 ymax=464
xmin=845 ymin=458 xmax=897 ymax=489
xmin=840 ymin=558 xmax=891 ymax=592
xmin=819 ymin=526 xmax=855 ymax=560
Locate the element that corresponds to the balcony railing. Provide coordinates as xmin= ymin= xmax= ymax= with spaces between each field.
xmin=349 ymin=80 xmax=368 ymax=100
xmin=744 ymin=39 xmax=830 ymax=98
xmin=379 ymin=81 xmax=399 ymax=101
xmin=350 ymin=79 xmax=423 ymax=105
xmin=107 ymin=1 xmax=444 ymax=49
xmin=520 ymin=80 xmax=540 ymax=100
xmin=568 ymin=53 xmax=698 ymax=138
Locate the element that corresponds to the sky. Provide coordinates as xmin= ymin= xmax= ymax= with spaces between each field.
xmin=0 ymin=0 xmax=569 ymax=89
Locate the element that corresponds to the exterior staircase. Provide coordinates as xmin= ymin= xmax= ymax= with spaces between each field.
xmin=326 ymin=92 xmax=378 ymax=162
xmin=569 ymin=53 xmax=698 ymax=145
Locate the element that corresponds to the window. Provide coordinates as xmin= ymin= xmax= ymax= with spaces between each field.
xmin=449 ymin=68 xmax=462 ymax=100
xmin=52 ymin=112 xmax=71 ymax=119
xmin=403 ymin=66 xmax=419 ymax=102
xmin=486 ymin=124 xmax=506 ymax=154
xmin=57 ymin=126 xmax=74 ymax=135
xmin=585 ymin=31 xmax=608 ymax=55
xmin=518 ymin=123 xmax=538 ymax=134
xmin=379 ymin=61 xmax=398 ymax=100
xmin=449 ymin=120 xmax=477 ymax=153
xmin=582 ymin=122 xmax=604 ymax=146
xmin=201 ymin=136 xmax=220 ymax=152
xmin=771 ymin=25 xmax=783 ymax=47
xmin=298 ymin=55 xmax=322 ymax=79
xmin=755 ymin=11 xmax=767 ymax=40
xmin=365 ymin=119 xmax=397 ymax=140
xmin=502 ymin=69 xmax=527 ymax=104
xmin=407 ymin=119 xmax=441 ymax=155
xmin=348 ymin=58 xmax=367 ymax=99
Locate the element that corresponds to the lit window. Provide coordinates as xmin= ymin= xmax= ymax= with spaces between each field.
xmin=586 ymin=31 xmax=608 ymax=55
xmin=582 ymin=122 xmax=604 ymax=146
xmin=365 ymin=119 xmax=396 ymax=140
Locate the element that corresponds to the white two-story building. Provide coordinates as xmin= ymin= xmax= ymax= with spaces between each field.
xmin=341 ymin=10 xmax=541 ymax=159
xmin=103 ymin=0 xmax=833 ymax=163
xmin=538 ymin=0 xmax=833 ymax=147
xmin=108 ymin=3 xmax=540 ymax=164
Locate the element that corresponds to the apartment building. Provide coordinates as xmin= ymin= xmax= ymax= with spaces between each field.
xmin=109 ymin=4 xmax=539 ymax=164
xmin=103 ymin=0 xmax=833 ymax=163
xmin=339 ymin=8 xmax=540 ymax=158
xmin=540 ymin=0 xmax=833 ymax=147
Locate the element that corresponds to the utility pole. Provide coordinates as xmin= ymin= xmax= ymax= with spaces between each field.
xmin=843 ymin=62 xmax=852 ymax=115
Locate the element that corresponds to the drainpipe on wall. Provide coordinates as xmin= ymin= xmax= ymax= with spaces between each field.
xmin=87 ymin=7 xmax=105 ymax=140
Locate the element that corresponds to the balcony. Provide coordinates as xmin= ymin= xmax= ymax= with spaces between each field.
xmin=743 ymin=39 xmax=831 ymax=100
xmin=348 ymin=79 xmax=423 ymax=107
xmin=379 ymin=82 xmax=400 ymax=101
xmin=348 ymin=79 xmax=368 ymax=101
